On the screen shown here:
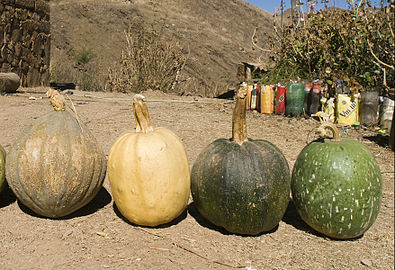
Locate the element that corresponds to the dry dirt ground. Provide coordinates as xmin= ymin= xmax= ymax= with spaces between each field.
xmin=0 ymin=89 xmax=393 ymax=270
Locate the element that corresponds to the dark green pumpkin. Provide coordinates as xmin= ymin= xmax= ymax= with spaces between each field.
xmin=291 ymin=123 xmax=382 ymax=239
xmin=6 ymin=90 xmax=106 ymax=218
xmin=0 ymin=144 xmax=5 ymax=193
xmin=191 ymin=88 xmax=290 ymax=235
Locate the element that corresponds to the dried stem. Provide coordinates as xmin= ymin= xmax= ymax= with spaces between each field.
xmin=316 ymin=122 xmax=342 ymax=142
xmin=133 ymin=94 xmax=154 ymax=133
xmin=231 ymin=87 xmax=248 ymax=145
xmin=251 ymin=27 xmax=272 ymax=53
xmin=65 ymin=94 xmax=84 ymax=132
xmin=367 ymin=38 xmax=394 ymax=70
xmin=46 ymin=89 xmax=66 ymax=111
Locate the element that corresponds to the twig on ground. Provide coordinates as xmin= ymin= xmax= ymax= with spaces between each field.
xmin=134 ymin=227 xmax=246 ymax=269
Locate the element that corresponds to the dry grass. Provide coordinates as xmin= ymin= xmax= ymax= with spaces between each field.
xmin=106 ymin=26 xmax=187 ymax=93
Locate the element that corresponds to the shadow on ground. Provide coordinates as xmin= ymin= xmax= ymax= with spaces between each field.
xmin=187 ymin=202 xmax=279 ymax=237
xmin=215 ymin=89 xmax=235 ymax=99
xmin=113 ymin=202 xmax=188 ymax=229
xmin=281 ymin=200 xmax=313 ymax=233
xmin=363 ymin=134 xmax=390 ymax=148
xmin=0 ymin=185 xmax=17 ymax=208
xmin=18 ymin=186 xmax=112 ymax=219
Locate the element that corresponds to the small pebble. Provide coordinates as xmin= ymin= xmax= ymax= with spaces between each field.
xmin=361 ymin=258 xmax=372 ymax=267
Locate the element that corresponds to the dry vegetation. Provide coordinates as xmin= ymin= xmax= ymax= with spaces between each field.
xmin=49 ymin=0 xmax=274 ymax=96
xmin=260 ymin=0 xmax=394 ymax=98
xmin=106 ymin=26 xmax=187 ymax=93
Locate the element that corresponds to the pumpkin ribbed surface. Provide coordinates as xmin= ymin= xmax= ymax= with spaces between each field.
xmin=191 ymin=87 xmax=290 ymax=235
xmin=291 ymin=137 xmax=382 ymax=239
xmin=0 ymin=145 xmax=5 ymax=193
xmin=191 ymin=138 xmax=290 ymax=235
xmin=108 ymin=127 xmax=190 ymax=227
xmin=6 ymin=110 xmax=106 ymax=218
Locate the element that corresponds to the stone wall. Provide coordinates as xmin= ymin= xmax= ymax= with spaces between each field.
xmin=0 ymin=0 xmax=50 ymax=87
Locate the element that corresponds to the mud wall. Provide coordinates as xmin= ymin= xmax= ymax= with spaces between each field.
xmin=0 ymin=0 xmax=50 ymax=87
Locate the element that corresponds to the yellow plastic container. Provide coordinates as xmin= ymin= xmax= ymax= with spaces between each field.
xmin=258 ymin=85 xmax=274 ymax=114
xmin=314 ymin=97 xmax=335 ymax=122
xmin=336 ymin=94 xmax=359 ymax=125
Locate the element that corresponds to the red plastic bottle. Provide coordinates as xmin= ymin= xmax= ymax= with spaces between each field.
xmin=275 ymin=85 xmax=286 ymax=115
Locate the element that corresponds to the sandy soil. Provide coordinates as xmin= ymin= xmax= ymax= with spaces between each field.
xmin=0 ymin=89 xmax=393 ymax=270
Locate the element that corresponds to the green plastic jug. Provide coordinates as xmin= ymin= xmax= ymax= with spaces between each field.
xmin=286 ymin=82 xmax=305 ymax=116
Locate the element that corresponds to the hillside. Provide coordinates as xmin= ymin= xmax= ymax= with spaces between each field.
xmin=49 ymin=0 xmax=276 ymax=96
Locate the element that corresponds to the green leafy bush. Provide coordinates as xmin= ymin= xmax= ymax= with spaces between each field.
xmin=262 ymin=0 xmax=394 ymax=96
xmin=74 ymin=47 xmax=97 ymax=66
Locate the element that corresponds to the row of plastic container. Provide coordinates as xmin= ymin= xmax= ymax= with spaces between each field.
xmin=241 ymin=82 xmax=394 ymax=131
xmin=241 ymin=82 xmax=323 ymax=116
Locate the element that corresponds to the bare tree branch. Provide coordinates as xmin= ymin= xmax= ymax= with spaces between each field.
xmin=251 ymin=27 xmax=272 ymax=52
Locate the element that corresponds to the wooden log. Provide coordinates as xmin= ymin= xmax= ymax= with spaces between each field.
xmin=0 ymin=72 xmax=20 ymax=93
xmin=245 ymin=66 xmax=252 ymax=81
xmin=237 ymin=63 xmax=246 ymax=82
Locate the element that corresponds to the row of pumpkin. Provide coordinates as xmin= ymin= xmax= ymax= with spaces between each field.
xmin=0 ymin=88 xmax=382 ymax=240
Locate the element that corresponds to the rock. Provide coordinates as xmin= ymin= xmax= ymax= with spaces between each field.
xmin=361 ymin=259 xmax=372 ymax=267
xmin=0 ymin=72 xmax=20 ymax=93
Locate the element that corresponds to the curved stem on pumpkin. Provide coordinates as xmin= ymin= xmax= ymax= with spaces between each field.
xmin=46 ymin=89 xmax=66 ymax=111
xmin=133 ymin=94 xmax=154 ymax=133
xmin=231 ymin=86 xmax=248 ymax=145
xmin=317 ymin=122 xmax=342 ymax=142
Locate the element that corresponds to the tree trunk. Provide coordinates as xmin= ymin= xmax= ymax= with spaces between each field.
xmin=0 ymin=73 xmax=20 ymax=93
xmin=291 ymin=0 xmax=298 ymax=27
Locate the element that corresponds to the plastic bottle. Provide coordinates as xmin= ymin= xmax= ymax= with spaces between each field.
xmin=250 ymin=84 xmax=258 ymax=110
xmin=285 ymin=82 xmax=304 ymax=116
xmin=275 ymin=85 xmax=286 ymax=115
xmin=310 ymin=80 xmax=322 ymax=115
xmin=258 ymin=85 xmax=274 ymax=114
xmin=246 ymin=84 xmax=253 ymax=109
xmin=304 ymin=82 xmax=312 ymax=116
xmin=336 ymin=94 xmax=359 ymax=125
xmin=359 ymin=91 xmax=379 ymax=126
xmin=380 ymin=97 xmax=394 ymax=131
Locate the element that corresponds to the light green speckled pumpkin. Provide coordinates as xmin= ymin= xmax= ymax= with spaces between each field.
xmin=291 ymin=123 xmax=382 ymax=239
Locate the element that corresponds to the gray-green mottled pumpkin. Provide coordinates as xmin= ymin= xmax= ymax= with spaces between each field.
xmin=191 ymin=87 xmax=291 ymax=235
xmin=0 ymin=144 xmax=5 ymax=193
xmin=5 ymin=90 xmax=106 ymax=218
xmin=291 ymin=123 xmax=382 ymax=239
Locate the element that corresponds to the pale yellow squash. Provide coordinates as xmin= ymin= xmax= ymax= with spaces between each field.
xmin=108 ymin=95 xmax=190 ymax=227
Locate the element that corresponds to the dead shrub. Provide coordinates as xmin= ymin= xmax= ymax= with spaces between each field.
xmin=106 ymin=27 xmax=187 ymax=93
